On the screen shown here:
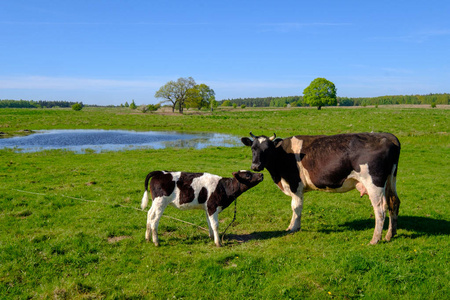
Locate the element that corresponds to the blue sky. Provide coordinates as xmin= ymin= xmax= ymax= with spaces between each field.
xmin=1 ymin=1 xmax=449 ymax=106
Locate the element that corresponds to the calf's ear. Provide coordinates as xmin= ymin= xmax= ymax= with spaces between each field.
xmin=241 ymin=137 xmax=253 ymax=146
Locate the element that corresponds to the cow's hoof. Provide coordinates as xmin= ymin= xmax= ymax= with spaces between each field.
xmin=286 ymin=227 xmax=300 ymax=233
xmin=385 ymin=233 xmax=392 ymax=242
xmin=369 ymin=239 xmax=379 ymax=245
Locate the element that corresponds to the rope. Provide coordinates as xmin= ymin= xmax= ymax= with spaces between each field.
xmin=221 ymin=199 xmax=237 ymax=245
xmin=8 ymin=188 xmax=208 ymax=232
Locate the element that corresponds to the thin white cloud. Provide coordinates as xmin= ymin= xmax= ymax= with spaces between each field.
xmin=259 ymin=22 xmax=351 ymax=32
xmin=369 ymin=28 xmax=450 ymax=43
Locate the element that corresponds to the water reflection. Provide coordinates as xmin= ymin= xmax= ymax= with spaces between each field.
xmin=0 ymin=130 xmax=241 ymax=153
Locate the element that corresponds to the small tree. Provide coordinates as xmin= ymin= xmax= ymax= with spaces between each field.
xmin=210 ymin=95 xmax=217 ymax=111
xmin=221 ymin=100 xmax=232 ymax=107
xmin=129 ymin=100 xmax=137 ymax=109
xmin=72 ymin=103 xmax=83 ymax=111
xmin=303 ymin=78 xmax=337 ymax=110
xmin=147 ymin=103 xmax=160 ymax=112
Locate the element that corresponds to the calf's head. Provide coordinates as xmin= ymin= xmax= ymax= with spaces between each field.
xmin=241 ymin=132 xmax=282 ymax=171
xmin=232 ymin=170 xmax=264 ymax=191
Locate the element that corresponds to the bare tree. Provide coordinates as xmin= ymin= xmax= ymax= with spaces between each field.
xmin=155 ymin=77 xmax=196 ymax=113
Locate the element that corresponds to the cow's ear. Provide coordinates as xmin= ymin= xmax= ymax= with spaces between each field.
xmin=241 ymin=137 xmax=253 ymax=146
xmin=232 ymin=172 xmax=240 ymax=180
xmin=273 ymin=138 xmax=283 ymax=147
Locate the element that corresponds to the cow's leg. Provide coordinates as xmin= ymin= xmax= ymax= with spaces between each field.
xmin=147 ymin=197 xmax=168 ymax=246
xmin=287 ymin=192 xmax=304 ymax=232
xmin=385 ymin=175 xmax=400 ymax=241
xmin=207 ymin=211 xmax=221 ymax=247
xmin=368 ymin=188 xmax=386 ymax=245
xmin=205 ymin=211 xmax=214 ymax=240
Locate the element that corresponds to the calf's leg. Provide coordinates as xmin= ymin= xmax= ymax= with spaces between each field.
xmin=207 ymin=211 xmax=222 ymax=247
xmin=146 ymin=197 xmax=169 ymax=246
xmin=205 ymin=211 xmax=214 ymax=240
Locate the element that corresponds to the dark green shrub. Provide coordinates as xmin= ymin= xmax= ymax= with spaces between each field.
xmin=72 ymin=103 xmax=83 ymax=111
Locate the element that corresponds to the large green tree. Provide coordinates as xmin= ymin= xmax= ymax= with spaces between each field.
xmin=186 ymin=83 xmax=216 ymax=110
xmin=303 ymin=77 xmax=337 ymax=110
xmin=155 ymin=77 xmax=196 ymax=113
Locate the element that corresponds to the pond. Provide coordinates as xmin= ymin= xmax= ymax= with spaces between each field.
xmin=0 ymin=130 xmax=242 ymax=153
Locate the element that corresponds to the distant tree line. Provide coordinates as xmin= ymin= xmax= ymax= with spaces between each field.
xmin=219 ymin=93 xmax=449 ymax=107
xmin=338 ymin=94 xmax=449 ymax=106
xmin=220 ymin=96 xmax=303 ymax=108
xmin=0 ymin=99 xmax=81 ymax=108
xmin=2 ymin=93 xmax=448 ymax=110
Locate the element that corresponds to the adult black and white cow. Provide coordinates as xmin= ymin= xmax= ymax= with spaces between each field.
xmin=241 ymin=132 xmax=401 ymax=244
xmin=141 ymin=170 xmax=263 ymax=247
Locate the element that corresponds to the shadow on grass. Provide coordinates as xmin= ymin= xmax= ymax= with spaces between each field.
xmin=225 ymin=230 xmax=288 ymax=244
xmin=341 ymin=216 xmax=450 ymax=238
xmin=221 ymin=216 xmax=449 ymax=244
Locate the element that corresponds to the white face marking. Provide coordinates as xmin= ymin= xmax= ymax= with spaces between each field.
xmin=258 ymin=137 xmax=267 ymax=144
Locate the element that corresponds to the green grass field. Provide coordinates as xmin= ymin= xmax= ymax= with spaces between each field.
xmin=1 ymin=107 xmax=449 ymax=299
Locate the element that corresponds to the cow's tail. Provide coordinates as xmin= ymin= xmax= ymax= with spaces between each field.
xmin=141 ymin=171 xmax=161 ymax=210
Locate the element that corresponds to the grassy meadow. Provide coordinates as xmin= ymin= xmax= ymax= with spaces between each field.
xmin=0 ymin=106 xmax=449 ymax=299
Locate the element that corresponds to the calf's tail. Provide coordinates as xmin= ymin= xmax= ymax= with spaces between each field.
xmin=141 ymin=171 xmax=160 ymax=210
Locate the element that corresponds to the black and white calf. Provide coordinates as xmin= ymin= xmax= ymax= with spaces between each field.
xmin=141 ymin=170 xmax=263 ymax=246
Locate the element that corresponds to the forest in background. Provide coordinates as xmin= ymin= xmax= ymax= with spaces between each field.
xmin=0 ymin=99 xmax=80 ymax=108
xmin=1 ymin=93 xmax=448 ymax=109
xmin=219 ymin=93 xmax=449 ymax=107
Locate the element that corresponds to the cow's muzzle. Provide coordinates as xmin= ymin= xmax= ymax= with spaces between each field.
xmin=251 ymin=164 xmax=264 ymax=172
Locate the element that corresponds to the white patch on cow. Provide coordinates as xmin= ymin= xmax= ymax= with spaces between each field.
xmin=280 ymin=178 xmax=292 ymax=196
xmin=290 ymin=137 xmax=303 ymax=161
xmin=170 ymin=173 xmax=222 ymax=210
xmin=169 ymin=171 xmax=181 ymax=181
xmin=191 ymin=173 xmax=221 ymax=205
xmin=141 ymin=190 xmax=149 ymax=210
xmin=300 ymin=163 xmax=383 ymax=196
xmin=258 ymin=137 xmax=267 ymax=144
xmin=351 ymin=164 xmax=384 ymax=201
xmin=299 ymin=165 xmax=318 ymax=191
xmin=290 ymin=137 xmax=315 ymax=193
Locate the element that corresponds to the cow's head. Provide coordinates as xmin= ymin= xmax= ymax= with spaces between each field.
xmin=241 ymin=132 xmax=283 ymax=171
